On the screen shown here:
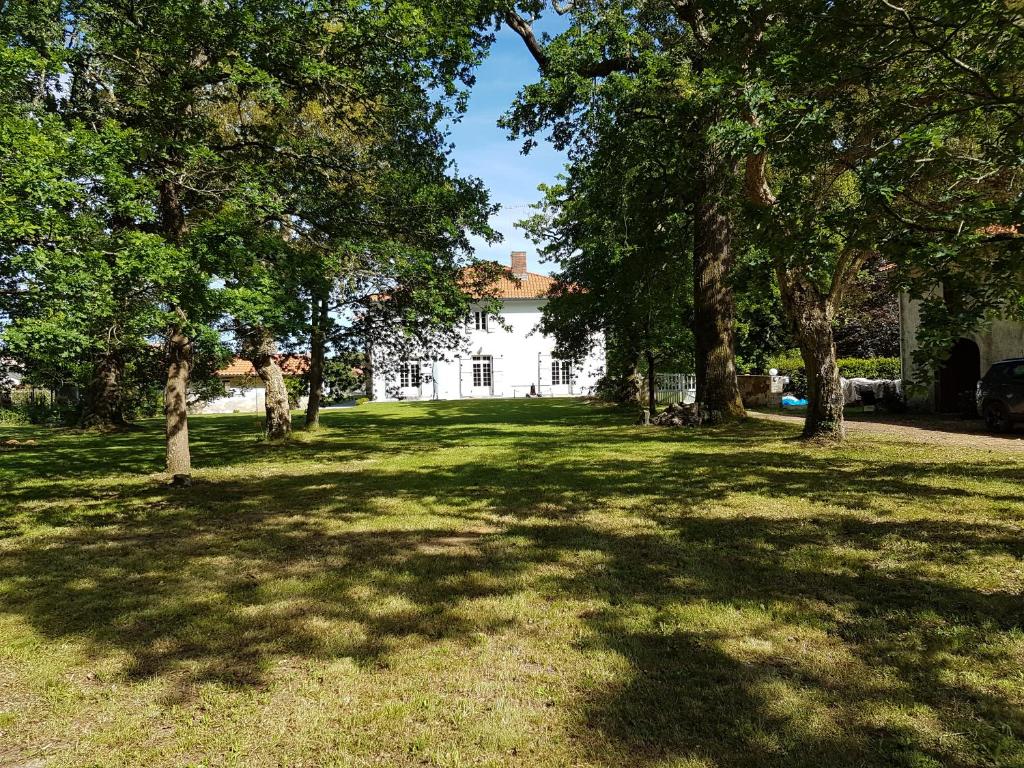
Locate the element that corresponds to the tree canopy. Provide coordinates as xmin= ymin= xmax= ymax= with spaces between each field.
xmin=500 ymin=0 xmax=1022 ymax=439
xmin=1 ymin=0 xmax=502 ymax=475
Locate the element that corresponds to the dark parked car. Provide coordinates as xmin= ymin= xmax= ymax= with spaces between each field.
xmin=976 ymin=358 xmax=1024 ymax=432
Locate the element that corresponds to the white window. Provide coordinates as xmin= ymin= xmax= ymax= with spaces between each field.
xmin=551 ymin=359 xmax=572 ymax=385
xmin=472 ymin=311 xmax=488 ymax=331
xmin=472 ymin=355 xmax=492 ymax=387
xmin=399 ymin=361 xmax=421 ymax=388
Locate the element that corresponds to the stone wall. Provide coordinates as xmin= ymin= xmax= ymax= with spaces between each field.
xmin=736 ymin=375 xmax=786 ymax=408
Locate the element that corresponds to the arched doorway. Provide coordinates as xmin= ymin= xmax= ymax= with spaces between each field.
xmin=937 ymin=337 xmax=981 ymax=414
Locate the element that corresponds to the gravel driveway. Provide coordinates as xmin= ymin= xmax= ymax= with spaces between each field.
xmin=750 ymin=409 xmax=1024 ymax=452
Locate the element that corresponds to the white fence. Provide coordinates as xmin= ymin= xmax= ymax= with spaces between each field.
xmin=655 ymin=373 xmax=696 ymax=405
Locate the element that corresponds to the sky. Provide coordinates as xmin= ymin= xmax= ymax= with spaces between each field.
xmin=445 ymin=21 xmax=568 ymax=276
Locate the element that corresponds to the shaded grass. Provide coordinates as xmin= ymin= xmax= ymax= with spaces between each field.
xmin=1 ymin=398 xmax=1023 ymax=767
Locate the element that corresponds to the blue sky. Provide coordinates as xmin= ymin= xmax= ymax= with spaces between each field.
xmin=446 ymin=21 xmax=568 ymax=275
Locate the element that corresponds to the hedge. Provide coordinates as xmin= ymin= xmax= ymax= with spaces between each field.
xmin=767 ymin=350 xmax=900 ymax=381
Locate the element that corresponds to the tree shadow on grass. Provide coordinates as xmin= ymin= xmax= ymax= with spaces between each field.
xmin=0 ymin=513 xmax=530 ymax=696
xmin=0 ymin=399 xmax=639 ymax=486
xmin=1 ymin=400 xmax=1022 ymax=765
xmin=513 ymin=512 xmax=1022 ymax=767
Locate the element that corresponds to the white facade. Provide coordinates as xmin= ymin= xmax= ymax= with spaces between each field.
xmin=192 ymin=385 xmax=310 ymax=415
xmin=370 ymin=297 xmax=605 ymax=401
xmin=900 ymin=289 xmax=1024 ymax=410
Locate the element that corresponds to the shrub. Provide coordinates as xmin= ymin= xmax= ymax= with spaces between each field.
xmin=355 ymin=397 xmax=369 ymax=406
xmin=767 ymin=349 xmax=900 ymax=381
xmin=837 ymin=357 xmax=901 ymax=380
xmin=786 ymin=370 xmax=809 ymax=398
xmin=766 ymin=349 xmax=805 ymax=376
xmin=594 ymin=372 xmax=642 ymax=405
xmin=0 ymin=407 xmax=30 ymax=425
xmin=283 ymin=376 xmax=305 ymax=409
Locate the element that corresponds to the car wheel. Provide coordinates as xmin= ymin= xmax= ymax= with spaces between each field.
xmin=983 ymin=401 xmax=1011 ymax=433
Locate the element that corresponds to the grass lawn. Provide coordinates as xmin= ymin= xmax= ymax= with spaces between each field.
xmin=1 ymin=399 xmax=1022 ymax=767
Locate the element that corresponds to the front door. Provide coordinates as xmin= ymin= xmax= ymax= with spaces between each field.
xmin=937 ymin=338 xmax=981 ymax=414
xmin=398 ymin=361 xmax=422 ymax=400
xmin=471 ymin=355 xmax=493 ymax=397
xmin=549 ymin=358 xmax=573 ymax=396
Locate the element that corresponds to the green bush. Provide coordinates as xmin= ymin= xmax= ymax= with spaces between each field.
xmin=767 ymin=349 xmax=900 ymax=381
xmin=766 ymin=349 xmax=805 ymax=376
xmin=787 ymin=370 xmax=809 ymax=398
xmin=0 ymin=407 xmax=30 ymax=425
xmin=355 ymin=397 xmax=369 ymax=406
xmin=283 ymin=376 xmax=306 ymax=409
xmin=837 ymin=357 xmax=901 ymax=380
xmin=0 ymin=400 xmax=67 ymax=425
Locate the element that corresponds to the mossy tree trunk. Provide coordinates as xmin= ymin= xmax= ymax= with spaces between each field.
xmin=779 ymin=271 xmax=845 ymax=442
xmin=692 ymin=143 xmax=745 ymax=423
xmin=82 ymin=351 xmax=127 ymax=428
xmin=242 ymin=326 xmax=291 ymax=440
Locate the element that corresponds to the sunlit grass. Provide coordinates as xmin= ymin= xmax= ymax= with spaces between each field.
xmin=1 ymin=399 xmax=1022 ymax=767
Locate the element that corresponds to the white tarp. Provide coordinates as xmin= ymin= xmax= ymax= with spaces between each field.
xmin=841 ymin=377 xmax=902 ymax=405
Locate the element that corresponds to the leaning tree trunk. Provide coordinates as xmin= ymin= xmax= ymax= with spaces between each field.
xmin=780 ymin=275 xmax=845 ymax=442
xmin=165 ymin=323 xmax=193 ymax=484
xmin=242 ymin=327 xmax=292 ymax=440
xmin=645 ymin=350 xmax=657 ymax=418
xmin=692 ymin=143 xmax=746 ymax=423
xmin=81 ymin=351 xmax=127 ymax=428
xmin=305 ymin=294 xmax=328 ymax=429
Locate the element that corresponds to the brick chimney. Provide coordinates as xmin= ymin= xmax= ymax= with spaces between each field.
xmin=510 ymin=251 xmax=528 ymax=277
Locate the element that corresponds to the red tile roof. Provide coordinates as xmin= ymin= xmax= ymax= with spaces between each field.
xmin=372 ymin=255 xmax=559 ymax=303
xmin=485 ymin=269 xmax=557 ymax=300
xmin=217 ymin=355 xmax=309 ymax=378
xmin=461 ymin=263 xmax=556 ymax=300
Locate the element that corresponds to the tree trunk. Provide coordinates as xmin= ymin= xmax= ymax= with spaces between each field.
xmin=165 ymin=324 xmax=193 ymax=484
xmin=616 ymin=352 xmax=642 ymax=405
xmin=305 ymin=294 xmax=328 ymax=429
xmin=645 ymin=350 xmax=657 ymax=417
xmin=159 ymin=179 xmax=194 ymax=484
xmin=692 ymin=143 xmax=745 ymax=423
xmin=779 ymin=275 xmax=845 ymax=442
xmin=242 ymin=327 xmax=292 ymax=440
xmin=81 ymin=351 xmax=127 ymax=428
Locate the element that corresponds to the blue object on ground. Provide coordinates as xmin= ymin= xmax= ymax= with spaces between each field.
xmin=781 ymin=395 xmax=808 ymax=407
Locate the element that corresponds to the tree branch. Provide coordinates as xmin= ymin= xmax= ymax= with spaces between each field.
xmin=503 ymin=9 xmax=637 ymax=77
xmin=672 ymin=0 xmax=710 ymax=48
xmin=503 ymin=10 xmax=548 ymax=71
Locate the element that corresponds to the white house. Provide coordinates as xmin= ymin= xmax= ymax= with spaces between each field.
xmin=369 ymin=252 xmax=605 ymax=401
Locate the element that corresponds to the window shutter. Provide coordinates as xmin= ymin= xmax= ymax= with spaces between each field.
xmin=486 ymin=313 xmax=495 ymax=333
xmin=492 ymin=355 xmax=504 ymax=396
xmin=459 ymin=358 xmax=473 ymax=397
xmin=538 ymin=353 xmax=551 ymax=387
